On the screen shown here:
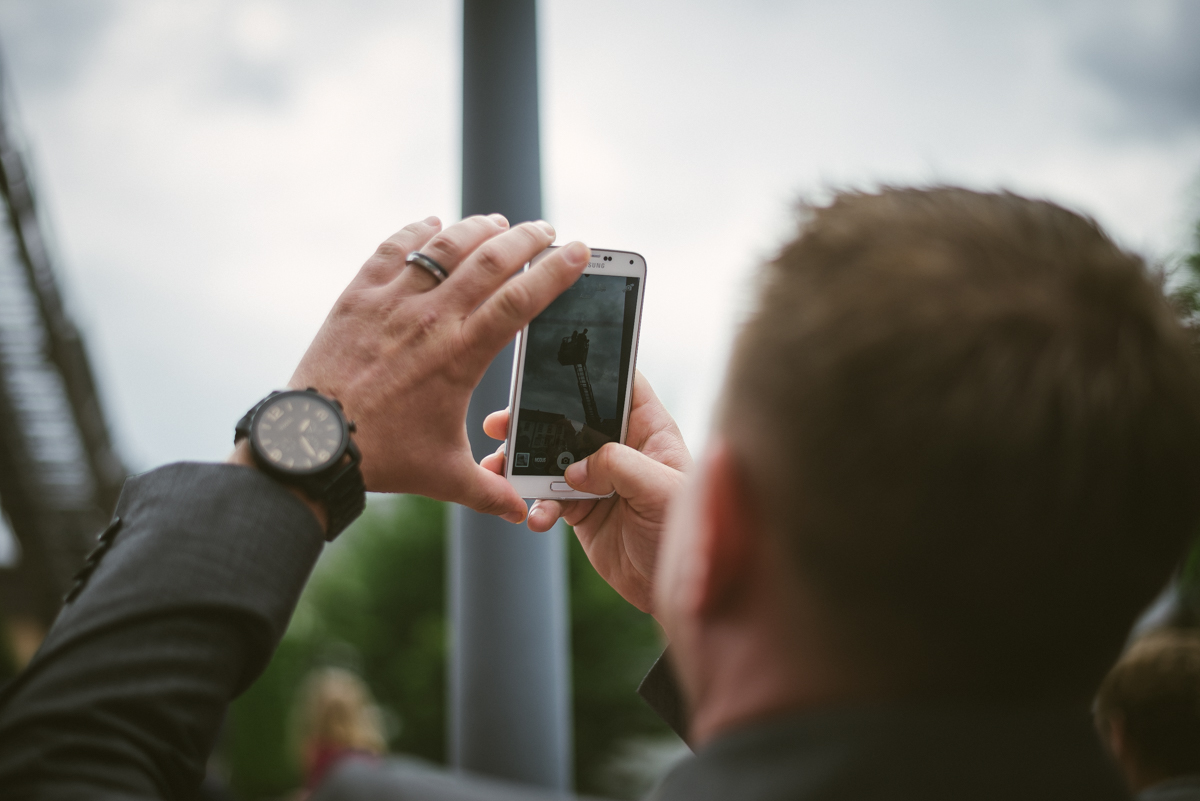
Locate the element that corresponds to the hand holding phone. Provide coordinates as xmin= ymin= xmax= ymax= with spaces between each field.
xmin=503 ymin=248 xmax=648 ymax=499
xmin=482 ymin=371 xmax=692 ymax=613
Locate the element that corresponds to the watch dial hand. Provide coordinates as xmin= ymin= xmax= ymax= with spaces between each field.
xmin=301 ymin=436 xmax=317 ymax=458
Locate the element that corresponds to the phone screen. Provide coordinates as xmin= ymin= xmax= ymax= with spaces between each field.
xmin=512 ymin=272 xmax=642 ymax=476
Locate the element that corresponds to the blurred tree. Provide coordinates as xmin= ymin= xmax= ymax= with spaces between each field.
xmin=1168 ymin=220 xmax=1200 ymax=330
xmin=221 ymin=495 xmax=676 ymax=800
xmin=0 ymin=617 xmax=17 ymax=685
xmin=569 ymin=524 xmax=675 ymax=795
xmin=1169 ymin=219 xmax=1200 ymax=626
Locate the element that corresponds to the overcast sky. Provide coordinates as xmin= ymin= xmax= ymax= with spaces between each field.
xmin=0 ymin=0 xmax=1198 ymax=473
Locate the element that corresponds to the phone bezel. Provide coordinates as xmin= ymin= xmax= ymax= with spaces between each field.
xmin=504 ymin=247 xmax=647 ymax=500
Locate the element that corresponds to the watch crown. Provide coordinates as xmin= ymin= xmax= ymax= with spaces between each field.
xmin=348 ymin=420 xmax=357 ymax=434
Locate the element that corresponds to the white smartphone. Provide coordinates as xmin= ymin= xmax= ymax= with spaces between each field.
xmin=504 ymin=247 xmax=647 ymax=500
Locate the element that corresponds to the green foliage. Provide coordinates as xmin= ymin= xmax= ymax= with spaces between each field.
xmin=223 ymin=495 xmax=448 ymax=798
xmin=568 ymin=532 xmax=673 ymax=795
xmin=1178 ymin=221 xmax=1200 ymax=620
xmin=221 ymin=496 xmax=676 ymax=799
xmin=224 ymin=635 xmax=315 ymax=795
xmin=1168 ymin=221 xmax=1200 ymax=325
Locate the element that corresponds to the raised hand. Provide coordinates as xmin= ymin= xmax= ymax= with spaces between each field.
xmin=481 ymin=372 xmax=691 ymax=612
xmin=288 ymin=214 xmax=590 ymax=522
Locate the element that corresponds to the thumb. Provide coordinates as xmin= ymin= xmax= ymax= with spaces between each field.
xmin=459 ymin=464 xmax=529 ymax=523
xmin=565 ymin=443 xmax=677 ymax=505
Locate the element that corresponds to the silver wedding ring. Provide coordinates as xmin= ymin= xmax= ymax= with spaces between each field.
xmin=405 ymin=251 xmax=449 ymax=284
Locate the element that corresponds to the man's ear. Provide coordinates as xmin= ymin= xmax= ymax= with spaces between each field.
xmin=693 ymin=438 xmax=762 ymax=617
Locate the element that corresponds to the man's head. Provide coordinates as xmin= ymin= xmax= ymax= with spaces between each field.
xmin=656 ymin=187 xmax=1200 ymax=736
xmin=1096 ymin=629 xmax=1200 ymax=791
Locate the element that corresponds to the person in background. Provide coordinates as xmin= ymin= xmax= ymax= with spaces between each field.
xmin=296 ymin=668 xmax=386 ymax=792
xmin=1096 ymin=629 xmax=1200 ymax=801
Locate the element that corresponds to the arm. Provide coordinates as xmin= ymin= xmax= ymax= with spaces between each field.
xmin=0 ymin=464 xmax=323 ymax=798
xmin=0 ymin=215 xmax=590 ymax=797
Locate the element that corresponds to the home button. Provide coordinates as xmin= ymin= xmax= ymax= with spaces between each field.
xmin=550 ymin=482 xmax=572 ymax=492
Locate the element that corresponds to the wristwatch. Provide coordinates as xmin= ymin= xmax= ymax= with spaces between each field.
xmin=235 ymin=388 xmax=366 ymax=540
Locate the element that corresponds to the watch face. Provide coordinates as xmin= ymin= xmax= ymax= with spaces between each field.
xmin=251 ymin=392 xmax=347 ymax=474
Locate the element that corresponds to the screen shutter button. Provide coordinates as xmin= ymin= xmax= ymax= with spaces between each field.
xmin=550 ymin=482 xmax=572 ymax=492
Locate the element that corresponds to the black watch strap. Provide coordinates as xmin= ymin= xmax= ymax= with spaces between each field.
xmin=296 ymin=439 xmax=366 ymax=540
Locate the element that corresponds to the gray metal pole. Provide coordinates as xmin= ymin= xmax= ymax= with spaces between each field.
xmin=450 ymin=0 xmax=572 ymax=790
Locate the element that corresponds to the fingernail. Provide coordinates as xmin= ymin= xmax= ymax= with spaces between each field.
xmin=565 ymin=458 xmax=588 ymax=486
xmin=535 ymin=220 xmax=556 ymax=237
xmin=425 ymin=215 xmax=441 ymax=226
xmin=503 ymin=510 xmax=525 ymax=524
xmin=563 ymin=241 xmax=590 ymax=268
xmin=489 ymin=213 xmax=509 ymax=228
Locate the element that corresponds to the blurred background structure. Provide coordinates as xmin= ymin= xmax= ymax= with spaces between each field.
xmin=2 ymin=0 xmax=1200 ymax=798
xmin=0 ymin=54 xmax=124 ymax=674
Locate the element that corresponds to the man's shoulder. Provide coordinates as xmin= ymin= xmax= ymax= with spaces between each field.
xmin=1140 ymin=776 xmax=1200 ymax=801
xmin=650 ymin=705 xmax=1130 ymax=801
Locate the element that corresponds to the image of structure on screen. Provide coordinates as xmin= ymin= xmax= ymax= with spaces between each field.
xmin=513 ymin=273 xmax=640 ymax=476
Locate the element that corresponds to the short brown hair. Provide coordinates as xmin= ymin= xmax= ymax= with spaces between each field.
xmin=722 ymin=187 xmax=1200 ymax=700
xmin=1096 ymin=629 xmax=1200 ymax=777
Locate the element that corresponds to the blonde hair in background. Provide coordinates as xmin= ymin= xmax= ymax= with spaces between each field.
xmin=295 ymin=667 xmax=386 ymax=757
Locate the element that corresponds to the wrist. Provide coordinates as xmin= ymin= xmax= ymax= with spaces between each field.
xmin=228 ymin=440 xmax=330 ymax=531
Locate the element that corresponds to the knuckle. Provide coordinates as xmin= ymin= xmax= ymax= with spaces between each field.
xmin=496 ymin=281 xmax=533 ymax=320
xmin=474 ymin=242 xmax=510 ymax=276
xmin=592 ymin=442 xmax=617 ymax=474
xmin=412 ymin=305 xmax=441 ymax=339
xmin=476 ymin=489 xmax=507 ymax=516
xmin=375 ymin=239 xmax=406 ymax=261
xmin=516 ymin=220 xmax=549 ymax=244
xmin=421 ymin=237 xmax=456 ymax=265
xmin=333 ymin=287 xmax=368 ymax=318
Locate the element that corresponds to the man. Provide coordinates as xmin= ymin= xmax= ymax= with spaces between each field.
xmin=479 ymin=187 xmax=1200 ymax=800
xmin=2 ymin=187 xmax=1199 ymax=801
xmin=1096 ymin=629 xmax=1200 ymax=800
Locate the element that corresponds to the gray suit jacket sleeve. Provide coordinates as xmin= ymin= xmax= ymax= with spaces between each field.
xmin=0 ymin=462 xmax=325 ymax=799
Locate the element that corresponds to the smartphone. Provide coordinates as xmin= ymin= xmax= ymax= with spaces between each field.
xmin=504 ymin=247 xmax=647 ymax=500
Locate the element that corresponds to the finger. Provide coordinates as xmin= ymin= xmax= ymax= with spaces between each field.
xmin=561 ymin=498 xmax=598 ymax=527
xmin=444 ymin=220 xmax=558 ymax=313
xmin=396 ymin=214 xmax=509 ymax=293
xmin=458 ymin=464 xmax=529 ymax=523
xmin=565 ymin=442 xmax=678 ymax=502
xmin=527 ymin=499 xmax=566 ymax=532
xmin=358 ymin=216 xmax=443 ymax=286
xmin=480 ymin=442 xmax=506 ymax=476
xmin=462 ymin=240 xmax=590 ymax=358
xmin=483 ymin=409 xmax=510 ymax=441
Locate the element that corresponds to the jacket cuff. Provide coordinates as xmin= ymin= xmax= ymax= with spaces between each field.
xmin=638 ymin=648 xmax=691 ymax=745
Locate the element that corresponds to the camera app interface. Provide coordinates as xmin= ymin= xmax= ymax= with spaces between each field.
xmin=513 ymin=272 xmax=641 ymax=476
